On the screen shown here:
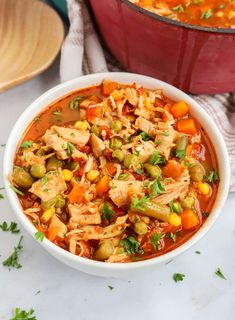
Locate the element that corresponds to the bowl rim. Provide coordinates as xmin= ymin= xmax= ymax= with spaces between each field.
xmin=3 ymin=72 xmax=230 ymax=272
xmin=121 ymin=0 xmax=235 ymax=34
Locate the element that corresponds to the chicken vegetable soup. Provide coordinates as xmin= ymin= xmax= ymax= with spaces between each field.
xmin=129 ymin=0 xmax=235 ymax=28
xmin=11 ymin=80 xmax=219 ymax=262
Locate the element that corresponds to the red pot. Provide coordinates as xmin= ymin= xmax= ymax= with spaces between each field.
xmin=89 ymin=0 xmax=235 ymax=94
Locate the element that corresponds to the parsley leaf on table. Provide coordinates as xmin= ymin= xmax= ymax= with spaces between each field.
xmin=215 ymin=267 xmax=226 ymax=280
xmin=2 ymin=236 xmax=23 ymax=269
xmin=0 ymin=221 xmax=20 ymax=234
xmin=173 ymin=273 xmax=185 ymax=283
xmin=10 ymin=308 xmax=37 ymax=320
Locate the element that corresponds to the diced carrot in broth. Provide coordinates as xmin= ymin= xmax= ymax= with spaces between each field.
xmin=67 ymin=185 xmax=86 ymax=203
xmin=101 ymin=80 xmax=118 ymax=96
xmin=96 ymin=175 xmax=110 ymax=194
xmin=170 ymin=101 xmax=189 ymax=118
xmin=181 ymin=209 xmax=200 ymax=230
xmin=162 ymin=160 xmax=183 ymax=179
xmin=105 ymin=163 xmax=117 ymax=176
xmin=177 ymin=118 xmax=197 ymax=135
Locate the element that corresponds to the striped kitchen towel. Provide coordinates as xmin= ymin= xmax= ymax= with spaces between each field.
xmin=60 ymin=0 xmax=235 ymax=191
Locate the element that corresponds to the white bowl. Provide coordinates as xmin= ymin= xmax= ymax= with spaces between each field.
xmin=3 ymin=72 xmax=230 ymax=278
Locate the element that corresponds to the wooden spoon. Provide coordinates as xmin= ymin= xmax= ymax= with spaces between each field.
xmin=0 ymin=0 xmax=64 ymax=93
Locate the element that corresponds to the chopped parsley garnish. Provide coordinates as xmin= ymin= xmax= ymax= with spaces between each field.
xmin=10 ymin=308 xmax=37 ymax=320
xmin=34 ymin=116 xmax=41 ymax=122
xmin=135 ymin=168 xmax=144 ymax=175
xmin=166 ymin=232 xmax=176 ymax=243
xmin=52 ymin=109 xmax=61 ymax=116
xmin=163 ymin=131 xmax=169 ymax=136
xmin=169 ymin=200 xmax=183 ymax=213
xmin=203 ymin=211 xmax=209 ymax=218
xmin=101 ymin=203 xmax=116 ymax=221
xmin=132 ymin=195 xmax=150 ymax=210
xmin=118 ymin=173 xmax=128 ymax=181
xmin=35 ymin=231 xmax=44 ymax=242
xmin=200 ymin=9 xmax=213 ymax=20
xmin=107 ymin=285 xmax=114 ymax=290
xmin=195 ymin=251 xmax=201 ymax=254
xmin=215 ymin=267 xmax=226 ymax=280
xmin=3 ymin=235 xmax=23 ymax=269
xmin=0 ymin=221 xmax=20 ymax=234
xmin=149 ymin=150 xmax=166 ymax=165
xmin=184 ymin=161 xmax=193 ymax=167
xmin=151 ymin=233 xmax=162 ymax=251
xmin=41 ymin=175 xmax=48 ymax=187
xmin=176 ymin=149 xmax=186 ymax=161
xmin=173 ymin=273 xmax=185 ymax=283
xmin=139 ymin=131 xmax=151 ymax=141
xmin=67 ymin=141 xmax=75 ymax=156
xmin=150 ymin=178 xmax=165 ymax=197
xmin=120 ymin=236 xmax=144 ymax=255
xmin=204 ymin=169 xmax=219 ymax=183
xmin=21 ymin=141 xmax=33 ymax=149
xmin=173 ymin=4 xmax=184 ymax=12
xmin=10 ymin=185 xmax=24 ymax=196
xmin=69 ymin=96 xmax=83 ymax=110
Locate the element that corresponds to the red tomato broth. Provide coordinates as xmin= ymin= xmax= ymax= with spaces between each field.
xmin=130 ymin=0 xmax=235 ymax=28
xmin=13 ymin=81 xmax=219 ymax=263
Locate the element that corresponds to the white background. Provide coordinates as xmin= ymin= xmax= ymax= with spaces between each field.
xmin=0 ymin=59 xmax=234 ymax=320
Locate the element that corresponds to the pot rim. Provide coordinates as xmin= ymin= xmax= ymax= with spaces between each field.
xmin=122 ymin=0 xmax=235 ymax=34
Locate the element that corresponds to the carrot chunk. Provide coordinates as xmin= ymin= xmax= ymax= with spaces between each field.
xmin=67 ymin=185 xmax=86 ymax=204
xmin=101 ymin=80 xmax=118 ymax=96
xmin=162 ymin=160 xmax=183 ymax=179
xmin=181 ymin=209 xmax=200 ymax=230
xmin=96 ymin=175 xmax=110 ymax=194
xmin=171 ymin=101 xmax=189 ymax=118
xmin=177 ymin=118 xmax=197 ymax=135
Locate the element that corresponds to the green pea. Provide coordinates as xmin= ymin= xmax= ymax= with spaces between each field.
xmin=109 ymin=137 xmax=122 ymax=150
xmin=94 ymin=240 xmax=115 ymax=261
xmin=111 ymin=120 xmax=123 ymax=133
xmin=189 ymin=164 xmax=205 ymax=182
xmin=181 ymin=196 xmax=195 ymax=209
xmin=144 ymin=164 xmax=161 ymax=179
xmin=112 ymin=149 xmax=125 ymax=162
xmin=176 ymin=135 xmax=188 ymax=151
xmin=55 ymin=195 xmax=66 ymax=208
xmin=134 ymin=220 xmax=148 ymax=235
xmin=91 ymin=124 xmax=101 ymax=137
xmin=30 ymin=164 xmax=46 ymax=179
xmin=124 ymin=154 xmax=138 ymax=168
xmin=13 ymin=167 xmax=34 ymax=189
xmin=46 ymin=156 xmax=63 ymax=172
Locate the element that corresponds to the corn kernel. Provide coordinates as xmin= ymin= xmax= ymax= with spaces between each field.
xmin=62 ymin=169 xmax=73 ymax=181
xmin=197 ymin=182 xmax=210 ymax=196
xmin=86 ymin=170 xmax=99 ymax=181
xmin=74 ymin=121 xmax=87 ymax=131
xmin=41 ymin=207 xmax=55 ymax=223
xmin=216 ymin=11 xmax=224 ymax=18
xmin=169 ymin=213 xmax=182 ymax=227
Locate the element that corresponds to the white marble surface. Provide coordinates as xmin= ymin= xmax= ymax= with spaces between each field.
xmin=0 ymin=59 xmax=235 ymax=320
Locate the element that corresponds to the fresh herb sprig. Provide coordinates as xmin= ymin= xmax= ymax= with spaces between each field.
xmin=120 ymin=236 xmax=144 ymax=255
xmin=149 ymin=151 xmax=166 ymax=165
xmin=173 ymin=273 xmax=185 ymax=283
xmin=101 ymin=203 xmax=116 ymax=221
xmin=10 ymin=308 xmax=37 ymax=320
xmin=0 ymin=221 xmax=20 ymax=234
xmin=3 ymin=236 xmax=23 ymax=269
